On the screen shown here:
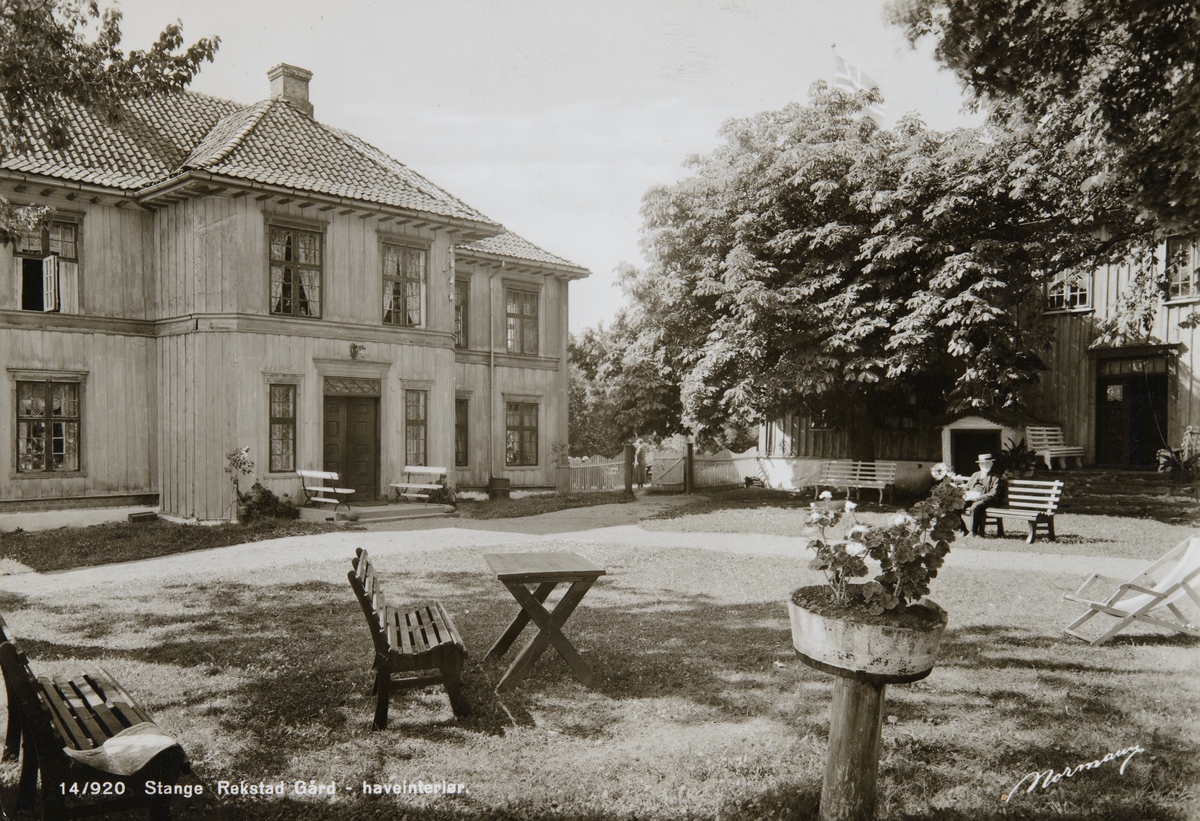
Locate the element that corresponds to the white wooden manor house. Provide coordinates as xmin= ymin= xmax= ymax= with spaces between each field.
xmin=0 ymin=64 xmax=588 ymax=519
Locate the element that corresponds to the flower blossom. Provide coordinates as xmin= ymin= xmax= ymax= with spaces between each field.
xmin=819 ymin=491 xmax=833 ymax=500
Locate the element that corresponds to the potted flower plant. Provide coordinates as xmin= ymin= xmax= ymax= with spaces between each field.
xmin=224 ymin=446 xmax=255 ymax=522
xmin=996 ymin=437 xmax=1037 ymax=478
xmin=790 ymin=470 xmax=966 ymax=821
xmin=789 ymin=470 xmax=966 ymax=680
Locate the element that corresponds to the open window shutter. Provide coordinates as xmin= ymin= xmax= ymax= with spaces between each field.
xmin=58 ymin=260 xmax=78 ymax=314
xmin=41 ymin=255 xmax=58 ymax=312
xmin=12 ymin=255 xmax=20 ymax=305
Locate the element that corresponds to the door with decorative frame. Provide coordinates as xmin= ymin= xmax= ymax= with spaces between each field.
xmin=1095 ymin=354 xmax=1170 ymax=468
xmin=323 ymin=377 xmax=380 ymax=501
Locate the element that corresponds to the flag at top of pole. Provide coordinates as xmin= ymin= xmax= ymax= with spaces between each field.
xmin=831 ymin=44 xmax=886 ymax=125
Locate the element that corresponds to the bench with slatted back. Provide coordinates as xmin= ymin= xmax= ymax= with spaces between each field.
xmin=985 ymin=478 xmax=1065 ymax=544
xmin=1026 ymin=426 xmax=1085 ymax=469
xmin=0 ymin=635 xmax=189 ymax=821
xmin=815 ymin=460 xmax=898 ymax=503
xmin=389 ymin=466 xmax=448 ymax=503
xmin=348 ymin=548 xmax=469 ymax=729
xmin=296 ymin=469 xmax=354 ymax=513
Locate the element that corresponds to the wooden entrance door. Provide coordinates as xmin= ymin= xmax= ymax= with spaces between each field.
xmin=324 ymin=396 xmax=380 ymax=501
xmin=1096 ymin=356 xmax=1169 ymax=467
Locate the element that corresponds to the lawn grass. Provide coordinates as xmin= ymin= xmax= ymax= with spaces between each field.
xmin=456 ymin=490 xmax=633 ymax=519
xmin=0 ymin=518 xmax=343 ymax=573
xmin=0 ymin=519 xmax=1195 ymax=820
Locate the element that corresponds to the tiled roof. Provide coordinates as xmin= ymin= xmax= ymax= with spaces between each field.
xmin=2 ymin=93 xmax=241 ymax=190
xmin=458 ymin=231 xmax=588 ymax=273
xmin=2 ymin=92 xmax=497 ymax=224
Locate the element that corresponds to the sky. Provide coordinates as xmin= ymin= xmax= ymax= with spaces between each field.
xmin=116 ymin=0 xmax=983 ymax=332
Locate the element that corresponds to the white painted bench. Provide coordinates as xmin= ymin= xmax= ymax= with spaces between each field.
xmin=390 ymin=466 xmax=448 ymax=503
xmin=985 ymin=478 xmax=1065 ymax=544
xmin=814 ymin=460 xmax=898 ymax=503
xmin=297 ymin=469 xmax=354 ymax=513
xmin=1026 ymin=425 xmax=1085 ymax=469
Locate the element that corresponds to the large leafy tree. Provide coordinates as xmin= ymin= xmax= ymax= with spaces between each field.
xmin=568 ymin=299 xmax=684 ymax=456
xmin=888 ymin=0 xmax=1200 ymax=231
xmin=0 ymin=0 xmax=219 ymax=240
xmin=629 ymin=83 xmax=1154 ymax=456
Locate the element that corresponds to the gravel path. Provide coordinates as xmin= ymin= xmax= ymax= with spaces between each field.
xmin=0 ymin=496 xmax=1153 ymax=596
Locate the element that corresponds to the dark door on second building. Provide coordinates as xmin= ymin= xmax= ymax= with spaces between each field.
xmin=324 ymin=395 xmax=380 ymax=501
xmin=1095 ymin=355 xmax=1169 ymax=467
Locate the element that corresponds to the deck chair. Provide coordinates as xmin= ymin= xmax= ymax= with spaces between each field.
xmin=1063 ymin=536 xmax=1200 ymax=645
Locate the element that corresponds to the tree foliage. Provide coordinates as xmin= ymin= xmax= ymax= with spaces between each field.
xmin=567 ymin=303 xmax=684 ymax=456
xmin=0 ymin=0 xmax=219 ymax=240
xmin=625 ymin=84 xmax=1153 ymax=453
xmin=888 ymin=0 xmax=1200 ymax=230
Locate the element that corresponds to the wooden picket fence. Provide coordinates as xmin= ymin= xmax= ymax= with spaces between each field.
xmin=564 ymin=455 xmax=624 ymax=492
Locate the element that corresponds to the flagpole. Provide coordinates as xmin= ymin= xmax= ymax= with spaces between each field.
xmin=831 ymin=43 xmax=836 ymax=86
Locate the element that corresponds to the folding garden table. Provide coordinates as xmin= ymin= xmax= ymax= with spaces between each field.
xmin=483 ymin=551 xmax=606 ymax=692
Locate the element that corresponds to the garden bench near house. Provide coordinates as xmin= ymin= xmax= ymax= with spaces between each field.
xmin=389 ymin=466 xmax=448 ymax=503
xmin=296 ymin=469 xmax=353 ymax=513
xmin=347 ymin=548 xmax=469 ymax=729
xmin=984 ymin=478 xmax=1065 ymax=544
xmin=1026 ymin=425 xmax=1085 ymax=469
xmin=814 ymin=460 xmax=898 ymax=503
xmin=0 ymin=638 xmax=190 ymax=821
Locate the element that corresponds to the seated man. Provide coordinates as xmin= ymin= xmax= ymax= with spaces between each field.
xmin=964 ymin=453 xmax=1001 ymax=536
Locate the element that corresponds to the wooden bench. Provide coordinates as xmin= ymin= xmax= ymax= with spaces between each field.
xmin=389 ymin=465 xmax=448 ymax=503
xmin=0 ymin=636 xmax=190 ymax=821
xmin=1026 ymin=425 xmax=1085 ymax=469
xmin=348 ymin=548 xmax=469 ymax=729
xmin=296 ymin=469 xmax=354 ymax=513
xmin=985 ymin=478 xmax=1065 ymax=544
xmin=814 ymin=460 xmax=898 ymax=503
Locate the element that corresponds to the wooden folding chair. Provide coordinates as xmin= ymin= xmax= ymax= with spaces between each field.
xmin=1063 ymin=536 xmax=1200 ymax=645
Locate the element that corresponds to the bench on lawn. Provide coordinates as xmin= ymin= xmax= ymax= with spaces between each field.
xmin=0 ymin=635 xmax=190 ymax=821
xmin=985 ymin=478 xmax=1065 ymax=544
xmin=1026 ymin=425 xmax=1085 ymax=469
xmin=296 ymin=469 xmax=354 ymax=513
xmin=348 ymin=548 xmax=469 ymax=729
xmin=814 ymin=460 xmax=898 ymax=503
xmin=389 ymin=466 xmax=448 ymax=503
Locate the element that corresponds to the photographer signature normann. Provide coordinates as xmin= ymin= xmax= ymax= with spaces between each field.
xmin=1003 ymin=744 xmax=1145 ymax=802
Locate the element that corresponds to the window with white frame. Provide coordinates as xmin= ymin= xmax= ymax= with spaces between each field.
xmin=505 ymin=287 xmax=538 ymax=354
xmin=383 ymin=243 xmax=426 ymax=326
xmin=505 ymin=401 xmax=538 ymax=466
xmin=268 ymin=384 xmax=296 ymax=472
xmin=454 ymin=279 xmax=469 ymax=347
xmin=15 ymin=220 xmax=80 ymax=313
xmin=269 ymin=225 xmax=322 ymax=317
xmin=405 ymin=390 xmax=428 ymax=466
xmin=1045 ymin=270 xmax=1090 ymax=311
xmin=455 ymin=396 xmax=468 ymax=467
xmin=1167 ymin=235 xmax=1200 ymax=300
xmin=16 ymin=379 xmax=81 ymax=472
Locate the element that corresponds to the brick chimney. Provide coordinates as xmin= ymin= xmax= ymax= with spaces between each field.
xmin=267 ymin=63 xmax=313 ymax=117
